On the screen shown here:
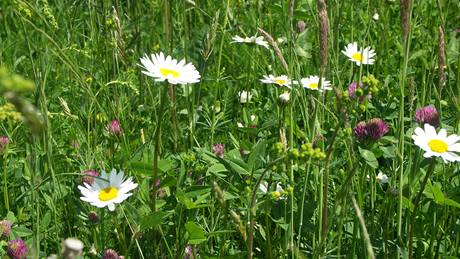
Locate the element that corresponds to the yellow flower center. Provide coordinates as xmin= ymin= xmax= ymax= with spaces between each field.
xmin=98 ymin=187 xmax=118 ymax=201
xmin=160 ymin=68 xmax=180 ymax=78
xmin=309 ymin=83 xmax=319 ymax=89
xmin=352 ymin=53 xmax=363 ymax=62
xmin=275 ymin=79 xmax=286 ymax=85
xmin=428 ymin=139 xmax=448 ymax=153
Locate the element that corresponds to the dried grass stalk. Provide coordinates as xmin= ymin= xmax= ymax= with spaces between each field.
xmin=317 ymin=0 xmax=329 ymax=70
xmin=438 ymin=26 xmax=446 ymax=92
xmin=400 ymin=0 xmax=412 ymax=41
xmin=258 ymin=27 xmax=289 ymax=73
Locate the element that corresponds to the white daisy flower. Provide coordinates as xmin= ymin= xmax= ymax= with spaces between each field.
xmin=78 ymin=169 xmax=138 ymax=211
xmin=412 ymin=124 xmax=460 ymax=163
xmin=376 ymin=172 xmax=388 ymax=184
xmin=299 ymin=76 xmax=332 ymax=91
xmin=238 ymin=90 xmax=253 ymax=104
xmin=260 ymin=75 xmax=292 ymax=88
xmin=342 ymin=42 xmax=376 ymax=66
xmin=232 ymin=35 xmax=269 ymax=49
xmin=139 ymin=52 xmax=200 ymax=85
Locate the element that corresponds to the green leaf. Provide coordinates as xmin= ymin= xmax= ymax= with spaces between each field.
xmin=6 ymin=211 xmax=16 ymax=224
xmin=176 ymin=189 xmax=197 ymax=209
xmin=247 ymin=140 xmax=267 ymax=171
xmin=358 ymin=147 xmax=378 ymax=169
xmin=379 ymin=145 xmax=396 ymax=158
xmin=401 ymin=196 xmax=414 ymax=212
xmin=158 ymin=159 xmax=175 ymax=172
xmin=140 ymin=211 xmax=168 ymax=230
xmin=430 ymin=184 xmax=445 ymax=204
xmin=443 ymin=198 xmax=460 ymax=209
xmin=13 ymin=226 xmax=33 ymax=237
xmin=226 ymin=160 xmax=250 ymax=176
xmin=207 ymin=163 xmax=228 ymax=177
xmin=128 ymin=162 xmax=153 ymax=177
xmin=185 ymin=221 xmax=206 ymax=244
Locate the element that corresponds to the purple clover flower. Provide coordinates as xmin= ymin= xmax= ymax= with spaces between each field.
xmin=353 ymin=121 xmax=367 ymax=140
xmin=366 ymin=118 xmax=389 ymax=140
xmin=354 ymin=118 xmax=389 ymax=141
xmin=102 ymin=249 xmax=119 ymax=259
xmin=0 ymin=136 xmax=9 ymax=154
xmin=82 ymin=170 xmax=99 ymax=185
xmin=0 ymin=220 xmax=12 ymax=237
xmin=7 ymin=239 xmax=28 ymax=259
xmin=107 ymin=120 xmax=122 ymax=136
xmin=212 ymin=143 xmax=225 ymax=158
xmin=415 ymin=105 xmax=440 ymax=128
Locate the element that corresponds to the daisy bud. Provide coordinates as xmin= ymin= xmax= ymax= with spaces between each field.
xmin=82 ymin=170 xmax=99 ymax=185
xmin=212 ymin=143 xmax=225 ymax=158
xmin=0 ymin=136 xmax=9 ymax=154
xmin=88 ymin=211 xmax=99 ymax=223
xmin=7 ymin=239 xmax=28 ymax=259
xmin=61 ymin=238 xmax=83 ymax=259
xmin=106 ymin=119 xmax=122 ymax=136
xmin=376 ymin=172 xmax=388 ymax=184
xmin=372 ymin=13 xmax=379 ymax=20
xmin=238 ymin=91 xmax=253 ymax=104
xmin=353 ymin=121 xmax=367 ymax=140
xmin=296 ymin=20 xmax=306 ymax=33
xmin=102 ymin=249 xmax=119 ymax=259
xmin=0 ymin=220 xmax=12 ymax=237
xmin=415 ymin=105 xmax=440 ymax=128
xmin=278 ymin=92 xmax=290 ymax=104
xmin=366 ymin=118 xmax=389 ymax=140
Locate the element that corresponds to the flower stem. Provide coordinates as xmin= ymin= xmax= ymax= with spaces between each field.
xmin=408 ymin=158 xmax=436 ymax=258
xmin=152 ymin=85 xmax=169 ymax=211
xmin=2 ymin=155 xmax=9 ymax=212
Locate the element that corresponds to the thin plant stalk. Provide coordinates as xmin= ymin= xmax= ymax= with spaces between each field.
xmin=352 ymin=196 xmax=376 ymax=259
xmin=152 ymin=86 xmax=169 ymax=211
xmin=408 ymin=159 xmax=436 ymax=258
xmin=397 ymin=0 xmax=413 ymax=249
xmin=2 ymin=154 xmax=9 ymax=212
xmin=120 ymin=207 xmax=146 ymax=259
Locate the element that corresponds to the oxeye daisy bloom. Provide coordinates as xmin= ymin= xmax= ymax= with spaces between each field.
xmin=299 ymin=76 xmax=332 ymax=91
xmin=78 ymin=169 xmax=138 ymax=211
xmin=139 ymin=52 xmax=200 ymax=85
xmin=260 ymin=75 xmax=292 ymax=88
xmin=232 ymin=35 xmax=269 ymax=49
xmin=342 ymin=42 xmax=376 ymax=66
xmin=412 ymin=124 xmax=460 ymax=163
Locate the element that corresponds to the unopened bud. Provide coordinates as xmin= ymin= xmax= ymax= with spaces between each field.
xmin=61 ymin=238 xmax=83 ymax=259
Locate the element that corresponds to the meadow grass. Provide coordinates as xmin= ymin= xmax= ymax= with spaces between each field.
xmin=0 ymin=0 xmax=460 ymax=258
